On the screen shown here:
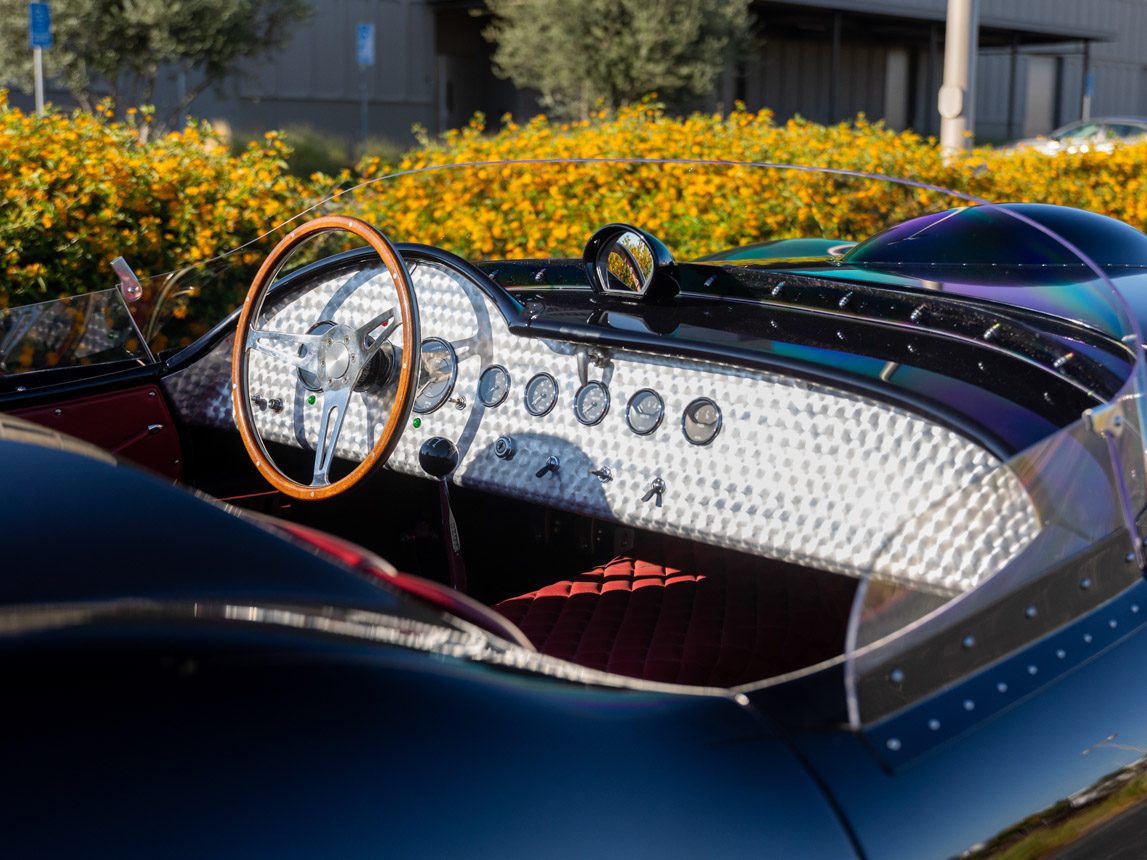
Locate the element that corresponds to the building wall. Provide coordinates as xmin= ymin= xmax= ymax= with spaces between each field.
xmin=758 ymin=0 xmax=1147 ymax=142
xmin=201 ymin=0 xmax=438 ymax=144
xmin=8 ymin=0 xmax=1147 ymax=147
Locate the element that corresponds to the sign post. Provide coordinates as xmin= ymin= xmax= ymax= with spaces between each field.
xmin=356 ymin=23 xmax=375 ymax=156
xmin=28 ymin=2 xmax=52 ymax=116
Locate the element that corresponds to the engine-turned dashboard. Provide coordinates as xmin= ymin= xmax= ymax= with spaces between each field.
xmin=163 ymin=250 xmax=1039 ymax=595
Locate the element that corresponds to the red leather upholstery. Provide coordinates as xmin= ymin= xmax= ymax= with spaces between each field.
xmin=12 ymin=385 xmax=183 ymax=480
xmin=495 ymin=553 xmax=855 ymax=687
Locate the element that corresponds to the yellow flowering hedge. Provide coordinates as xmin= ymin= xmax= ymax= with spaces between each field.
xmin=0 ymin=91 xmax=314 ymax=348
xmin=5 ymin=94 xmax=1147 ymax=347
xmin=347 ymin=102 xmax=1147 ymax=261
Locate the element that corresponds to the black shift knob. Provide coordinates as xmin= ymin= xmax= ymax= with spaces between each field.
xmin=419 ymin=436 xmax=458 ymax=479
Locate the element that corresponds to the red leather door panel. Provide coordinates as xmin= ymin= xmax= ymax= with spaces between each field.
xmin=12 ymin=385 xmax=183 ymax=480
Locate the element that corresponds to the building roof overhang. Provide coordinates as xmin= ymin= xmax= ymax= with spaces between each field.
xmin=754 ymin=1 xmax=1114 ymax=48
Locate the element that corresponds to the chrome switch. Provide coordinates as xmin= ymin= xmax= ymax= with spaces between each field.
xmin=535 ymin=456 xmax=560 ymax=478
xmin=642 ymin=477 xmax=666 ymax=507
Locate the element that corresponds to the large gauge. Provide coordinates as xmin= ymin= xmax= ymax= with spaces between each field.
xmin=477 ymin=365 xmax=511 ymax=408
xmin=524 ymin=373 xmax=558 ymax=417
xmin=625 ymin=389 xmax=664 ymax=435
xmin=413 ymin=337 xmax=458 ymax=414
xmin=682 ymin=397 xmax=722 ymax=446
xmin=573 ymin=381 xmax=610 ymax=426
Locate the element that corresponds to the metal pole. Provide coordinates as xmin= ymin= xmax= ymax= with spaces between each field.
xmin=1081 ymin=40 xmax=1092 ymax=121
xmin=1006 ymin=36 xmax=1018 ymax=141
xmin=33 ymin=46 xmax=44 ymax=116
xmin=829 ymin=12 xmax=841 ymax=121
xmin=938 ymin=0 xmax=980 ymax=154
xmin=359 ymin=65 xmax=368 ymax=157
xmin=928 ymin=24 xmax=939 ymax=136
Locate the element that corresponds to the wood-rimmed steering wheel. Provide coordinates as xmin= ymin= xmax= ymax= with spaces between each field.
xmin=231 ymin=215 xmax=420 ymax=500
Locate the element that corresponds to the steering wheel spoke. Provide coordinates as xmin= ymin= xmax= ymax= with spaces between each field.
xmin=249 ymin=327 xmax=323 ymax=374
xmin=357 ymin=307 xmax=401 ymax=361
xmin=311 ymin=384 xmax=353 ymax=487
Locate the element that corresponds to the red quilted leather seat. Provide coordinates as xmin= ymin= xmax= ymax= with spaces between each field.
xmin=494 ymin=552 xmax=855 ymax=687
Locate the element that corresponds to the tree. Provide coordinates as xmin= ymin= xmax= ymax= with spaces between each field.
xmin=0 ymin=0 xmax=309 ymax=122
xmin=482 ymin=0 xmax=752 ymax=119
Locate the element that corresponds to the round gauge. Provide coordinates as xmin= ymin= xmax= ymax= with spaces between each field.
xmin=682 ymin=397 xmax=722 ymax=446
xmin=626 ymin=388 xmax=664 ymax=436
xmin=524 ymin=373 xmax=558 ymax=417
xmin=477 ymin=365 xmax=511 ymax=408
xmin=413 ymin=337 xmax=458 ymax=414
xmin=574 ymin=381 xmax=610 ymax=426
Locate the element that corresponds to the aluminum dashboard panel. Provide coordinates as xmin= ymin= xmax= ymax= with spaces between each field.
xmin=164 ymin=258 xmax=1040 ymax=593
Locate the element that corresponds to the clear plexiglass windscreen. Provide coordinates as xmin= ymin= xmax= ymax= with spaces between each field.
xmin=0 ymin=288 xmax=151 ymax=377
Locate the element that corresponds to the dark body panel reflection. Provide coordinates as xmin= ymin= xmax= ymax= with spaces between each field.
xmin=784 ymin=579 xmax=1147 ymax=859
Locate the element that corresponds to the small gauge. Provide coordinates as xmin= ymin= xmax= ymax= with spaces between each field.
xmin=626 ymin=388 xmax=664 ymax=436
xmin=524 ymin=373 xmax=558 ymax=417
xmin=683 ymin=397 xmax=722 ymax=445
xmin=413 ymin=337 xmax=458 ymax=414
xmin=477 ymin=365 xmax=511 ymax=408
xmin=574 ymin=381 xmax=610 ymax=426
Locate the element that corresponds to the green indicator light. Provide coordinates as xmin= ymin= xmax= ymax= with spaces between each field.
xmin=412 ymin=417 xmax=422 ymax=429
xmin=307 ymin=394 xmax=316 ymax=405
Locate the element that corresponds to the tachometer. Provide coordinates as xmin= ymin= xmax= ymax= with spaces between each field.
xmin=682 ymin=397 xmax=722 ymax=446
xmin=413 ymin=337 xmax=458 ymax=414
xmin=625 ymin=388 xmax=664 ymax=435
xmin=477 ymin=365 xmax=511 ymax=408
xmin=573 ymin=381 xmax=610 ymax=426
xmin=524 ymin=373 xmax=558 ymax=417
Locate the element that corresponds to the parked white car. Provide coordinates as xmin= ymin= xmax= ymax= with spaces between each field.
xmin=1009 ymin=116 xmax=1147 ymax=154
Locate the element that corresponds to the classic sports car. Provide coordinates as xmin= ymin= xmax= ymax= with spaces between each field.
xmin=5 ymin=160 xmax=1147 ymax=858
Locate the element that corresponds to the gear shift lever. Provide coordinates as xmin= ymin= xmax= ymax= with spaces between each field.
xmin=418 ymin=437 xmax=467 ymax=592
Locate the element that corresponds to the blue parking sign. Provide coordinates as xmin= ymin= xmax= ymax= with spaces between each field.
xmin=29 ymin=2 xmax=52 ymax=49
xmin=356 ymin=23 xmax=375 ymax=68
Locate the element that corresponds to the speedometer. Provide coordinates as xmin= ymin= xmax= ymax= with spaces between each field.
xmin=573 ymin=381 xmax=610 ymax=426
xmin=413 ymin=338 xmax=458 ymax=414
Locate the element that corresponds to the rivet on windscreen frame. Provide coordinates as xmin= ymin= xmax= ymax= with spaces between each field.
xmin=889 ymin=668 xmax=904 ymax=685
xmin=963 ymin=699 xmax=975 ymax=711
xmin=996 ymin=682 xmax=1008 ymax=694
xmin=886 ymin=738 xmax=901 ymax=752
xmin=1025 ymin=606 xmax=1038 ymax=619
xmin=962 ymin=635 xmax=975 ymax=650
xmin=927 ymin=719 xmax=941 ymax=731
xmin=1081 ymin=577 xmax=1094 ymax=589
